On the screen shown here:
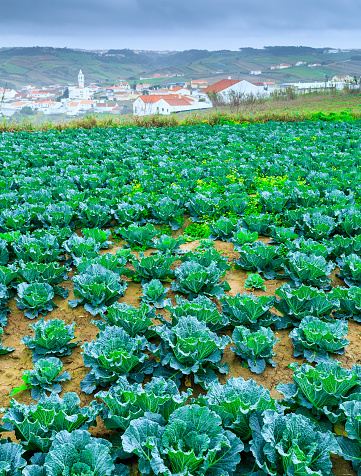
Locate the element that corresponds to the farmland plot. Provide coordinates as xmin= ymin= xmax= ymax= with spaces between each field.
xmin=0 ymin=122 xmax=361 ymax=475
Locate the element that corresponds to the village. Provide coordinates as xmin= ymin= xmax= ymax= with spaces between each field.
xmin=0 ymin=67 xmax=357 ymax=119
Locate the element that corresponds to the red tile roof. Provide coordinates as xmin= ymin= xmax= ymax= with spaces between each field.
xmin=138 ymin=94 xmax=185 ymax=104
xmin=199 ymin=79 xmax=241 ymax=94
xmin=163 ymin=98 xmax=191 ymax=106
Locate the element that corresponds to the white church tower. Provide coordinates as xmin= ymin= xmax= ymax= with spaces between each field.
xmin=78 ymin=69 xmax=84 ymax=88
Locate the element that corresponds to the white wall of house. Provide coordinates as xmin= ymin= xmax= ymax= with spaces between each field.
xmin=0 ymin=89 xmax=17 ymax=100
xmin=199 ymin=80 xmax=268 ymax=103
xmin=68 ymin=86 xmax=91 ymax=100
xmin=133 ymin=97 xmax=211 ymax=116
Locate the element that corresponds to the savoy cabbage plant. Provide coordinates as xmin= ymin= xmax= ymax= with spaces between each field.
xmin=69 ymin=264 xmax=127 ymax=316
xmin=181 ymin=247 xmax=231 ymax=274
xmin=330 ymin=234 xmax=361 ymax=259
xmin=338 ymin=208 xmax=361 ymax=237
xmin=269 ymin=226 xmax=298 ymax=245
xmin=63 ymin=234 xmax=101 ymax=266
xmin=42 ymin=430 xmax=129 ymax=476
xmin=21 ymin=318 xmax=80 ymax=363
xmin=231 ymin=228 xmax=258 ymax=251
xmin=209 ymin=216 xmax=238 ymax=241
xmin=152 ymin=234 xmax=185 ymax=255
xmin=95 ymin=302 xmax=155 ymax=337
xmin=330 ymin=286 xmax=361 ymax=321
xmin=0 ymin=264 xmax=17 ymax=287
xmin=116 ymin=223 xmax=158 ymax=249
xmin=152 ymin=315 xmax=230 ymax=389
xmin=286 ymin=236 xmax=330 ymax=258
xmin=259 ymin=190 xmax=291 ymax=214
xmin=77 ymin=203 xmax=111 ymax=228
xmin=196 ymin=376 xmax=276 ymax=441
xmin=165 ymin=295 xmax=229 ymax=332
xmin=16 ymin=282 xmax=57 ymax=319
xmin=242 ymin=213 xmax=274 ymax=236
xmin=244 ymin=273 xmax=266 ymax=291
xmin=221 ymin=293 xmax=275 ymax=330
xmin=231 ymin=326 xmax=279 ymax=374
xmin=17 ymin=261 xmax=69 ymax=299
xmin=122 ymin=405 xmax=243 ymax=476
xmin=338 ymin=253 xmax=361 ymax=287
xmin=131 ymin=252 xmax=176 ymax=282
xmin=1 ymin=392 xmax=100 ymax=452
xmin=82 ymin=227 xmax=113 ymax=248
xmin=96 ymin=376 xmax=191 ymax=433
xmin=22 ymin=357 xmax=71 ymax=401
xmin=234 ymin=241 xmax=284 ymax=279
xmin=140 ymin=279 xmax=170 ymax=309
xmin=40 ymin=203 xmax=74 ymax=229
xmin=274 ymin=283 xmax=340 ymax=329
xmin=225 ymin=191 xmax=249 ymax=215
xmin=13 ymin=234 xmax=61 ymax=264
xmin=277 ymin=360 xmax=361 ymax=423
xmin=172 ymin=260 xmax=230 ymax=299
xmin=81 ymin=326 xmax=153 ymax=393
xmin=302 ymin=211 xmax=336 ymax=240
xmin=149 ymin=197 xmax=184 ymax=230
xmin=113 ymin=202 xmax=145 ymax=226
xmin=290 ymin=316 xmax=349 ymax=363
xmin=76 ymin=249 xmax=132 ymax=277
xmin=249 ymin=410 xmax=339 ymax=476
xmin=187 ymin=193 xmax=224 ymax=222
xmin=283 ymin=252 xmax=335 ymax=289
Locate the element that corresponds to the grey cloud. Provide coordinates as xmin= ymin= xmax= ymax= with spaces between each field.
xmin=0 ymin=0 xmax=360 ymax=49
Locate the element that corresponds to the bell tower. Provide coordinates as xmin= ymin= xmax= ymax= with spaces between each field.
xmin=78 ymin=69 xmax=84 ymax=88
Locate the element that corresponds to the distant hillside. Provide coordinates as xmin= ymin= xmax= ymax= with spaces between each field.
xmin=1 ymin=46 xmax=361 ymax=88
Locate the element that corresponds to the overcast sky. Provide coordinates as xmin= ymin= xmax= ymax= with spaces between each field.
xmin=1 ymin=0 xmax=360 ymax=51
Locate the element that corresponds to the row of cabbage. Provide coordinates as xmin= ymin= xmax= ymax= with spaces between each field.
xmin=2 ymin=361 xmax=361 ymax=476
xmin=0 ymin=122 xmax=361 ymax=237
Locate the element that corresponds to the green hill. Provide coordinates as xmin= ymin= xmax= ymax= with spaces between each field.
xmin=0 ymin=46 xmax=361 ymax=88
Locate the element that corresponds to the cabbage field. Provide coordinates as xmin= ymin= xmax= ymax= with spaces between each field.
xmin=1 ymin=121 xmax=361 ymax=475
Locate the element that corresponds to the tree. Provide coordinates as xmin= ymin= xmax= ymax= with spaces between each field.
xmin=57 ymin=88 xmax=69 ymax=102
xmin=20 ymin=106 xmax=33 ymax=115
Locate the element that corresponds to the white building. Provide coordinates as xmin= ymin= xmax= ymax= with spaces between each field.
xmin=331 ymin=74 xmax=353 ymax=83
xmin=198 ymin=78 xmax=268 ymax=103
xmin=250 ymin=71 xmax=262 ymax=75
xmin=78 ymin=70 xmax=84 ymax=88
xmin=94 ymin=102 xmax=118 ymax=113
xmin=68 ymin=69 xmax=91 ymax=100
xmin=0 ymin=88 xmax=17 ymax=101
xmin=133 ymin=94 xmax=211 ymax=116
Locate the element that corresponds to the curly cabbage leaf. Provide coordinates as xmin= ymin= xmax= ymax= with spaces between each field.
xmin=21 ymin=318 xmax=80 ymax=363
xmin=231 ymin=326 xmax=279 ymax=374
xmin=122 ymin=405 xmax=243 ymax=476
xmin=290 ymin=316 xmax=349 ymax=363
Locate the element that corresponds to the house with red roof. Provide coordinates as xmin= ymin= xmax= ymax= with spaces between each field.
xmin=190 ymin=80 xmax=208 ymax=89
xmin=133 ymin=94 xmax=211 ymax=116
xmin=198 ymin=77 xmax=268 ymax=103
